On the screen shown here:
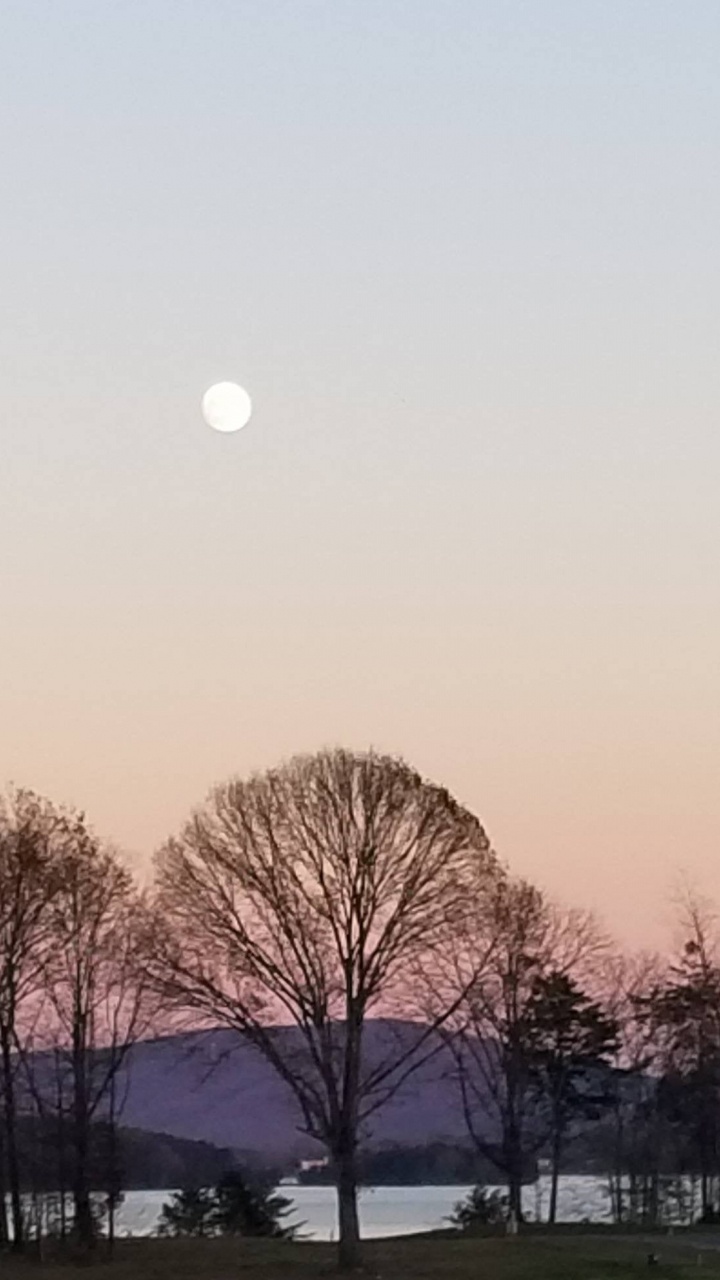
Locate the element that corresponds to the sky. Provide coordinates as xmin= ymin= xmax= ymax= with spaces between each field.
xmin=1 ymin=0 xmax=719 ymax=948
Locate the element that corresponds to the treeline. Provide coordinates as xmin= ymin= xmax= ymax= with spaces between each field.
xmin=4 ymin=1115 xmax=238 ymax=1194
xmin=296 ymin=1142 xmax=538 ymax=1187
xmin=4 ymin=749 xmax=720 ymax=1271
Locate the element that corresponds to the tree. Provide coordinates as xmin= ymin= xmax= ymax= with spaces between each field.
xmin=158 ymin=1172 xmax=300 ymax=1240
xmin=447 ymin=1184 xmax=508 ymax=1231
xmin=523 ymin=970 xmax=618 ymax=1222
xmin=597 ymin=950 xmax=664 ymax=1225
xmin=39 ymin=818 xmax=152 ymax=1251
xmin=157 ymin=1187 xmax=215 ymax=1238
xmin=212 ymin=1169 xmax=300 ymax=1238
xmin=445 ymin=877 xmax=605 ymax=1221
xmin=151 ymin=748 xmax=500 ymax=1270
xmin=635 ymin=898 xmax=720 ymax=1220
xmin=0 ymin=788 xmax=68 ymax=1252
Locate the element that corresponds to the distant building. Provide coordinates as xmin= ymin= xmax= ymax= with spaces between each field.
xmin=299 ymin=1157 xmax=329 ymax=1172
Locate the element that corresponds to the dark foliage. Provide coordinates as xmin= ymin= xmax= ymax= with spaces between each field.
xmin=297 ymin=1142 xmax=537 ymax=1187
xmin=447 ymin=1184 xmax=509 ymax=1230
xmin=157 ymin=1187 xmax=216 ymax=1238
xmin=212 ymin=1170 xmax=300 ymax=1238
xmin=158 ymin=1170 xmax=301 ymax=1239
xmin=3 ymin=1113 xmax=240 ymax=1194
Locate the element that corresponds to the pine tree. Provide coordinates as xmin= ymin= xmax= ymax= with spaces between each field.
xmin=524 ymin=970 xmax=619 ymax=1222
xmin=157 ymin=1187 xmax=216 ymax=1237
xmin=637 ymin=934 xmax=720 ymax=1219
xmin=157 ymin=1171 xmax=302 ymax=1240
xmin=211 ymin=1170 xmax=301 ymax=1239
xmin=447 ymin=1185 xmax=509 ymax=1231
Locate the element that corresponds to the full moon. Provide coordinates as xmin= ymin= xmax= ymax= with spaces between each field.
xmin=201 ymin=381 xmax=252 ymax=433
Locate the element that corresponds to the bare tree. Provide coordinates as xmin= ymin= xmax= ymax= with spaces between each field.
xmin=443 ymin=877 xmax=606 ymax=1222
xmin=151 ymin=748 xmax=500 ymax=1270
xmin=600 ymin=950 xmax=666 ymax=1224
xmin=39 ymin=818 xmax=151 ymax=1252
xmin=633 ymin=891 xmax=720 ymax=1223
xmin=0 ymin=788 xmax=68 ymax=1252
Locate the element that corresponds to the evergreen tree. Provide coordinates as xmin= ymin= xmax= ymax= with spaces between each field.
xmin=447 ymin=1185 xmax=509 ymax=1231
xmin=212 ymin=1169 xmax=301 ymax=1239
xmin=637 ymin=932 xmax=720 ymax=1219
xmin=157 ymin=1187 xmax=215 ymax=1238
xmin=524 ymin=970 xmax=619 ymax=1222
xmin=158 ymin=1170 xmax=302 ymax=1240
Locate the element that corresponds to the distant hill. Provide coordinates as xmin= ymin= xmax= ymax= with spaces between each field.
xmin=297 ymin=1140 xmax=538 ymax=1186
xmin=11 ymin=1114 xmax=244 ymax=1193
xmin=113 ymin=1020 xmax=485 ymax=1163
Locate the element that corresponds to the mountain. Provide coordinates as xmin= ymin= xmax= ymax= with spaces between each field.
xmin=114 ymin=1020 xmax=478 ymax=1163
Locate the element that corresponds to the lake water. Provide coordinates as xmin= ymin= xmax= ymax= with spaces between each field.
xmin=114 ymin=1176 xmax=613 ymax=1239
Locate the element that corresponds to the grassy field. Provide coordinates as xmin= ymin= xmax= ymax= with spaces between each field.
xmin=6 ymin=1233 xmax=720 ymax=1280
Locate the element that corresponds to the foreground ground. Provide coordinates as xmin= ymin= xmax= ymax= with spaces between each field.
xmin=7 ymin=1232 xmax=720 ymax=1279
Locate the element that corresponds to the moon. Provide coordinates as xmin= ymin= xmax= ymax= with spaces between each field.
xmin=202 ymin=381 xmax=252 ymax=433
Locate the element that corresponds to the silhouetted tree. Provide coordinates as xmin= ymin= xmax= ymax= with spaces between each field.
xmin=598 ymin=950 xmax=663 ymax=1224
xmin=447 ymin=1184 xmax=508 ymax=1231
xmin=158 ymin=1172 xmax=300 ymax=1240
xmin=40 ymin=821 xmax=151 ymax=1251
xmin=212 ymin=1169 xmax=300 ymax=1238
xmin=157 ymin=1187 xmax=215 ymax=1238
xmin=151 ymin=748 xmax=500 ymax=1270
xmin=444 ymin=877 xmax=605 ymax=1221
xmin=635 ymin=897 xmax=720 ymax=1220
xmin=524 ymin=970 xmax=618 ymax=1221
xmin=0 ymin=788 xmax=68 ymax=1251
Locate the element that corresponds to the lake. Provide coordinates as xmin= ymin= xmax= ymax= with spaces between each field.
xmin=114 ymin=1176 xmax=614 ymax=1239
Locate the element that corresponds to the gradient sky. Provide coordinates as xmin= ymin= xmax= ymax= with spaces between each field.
xmin=2 ymin=1 xmax=719 ymax=947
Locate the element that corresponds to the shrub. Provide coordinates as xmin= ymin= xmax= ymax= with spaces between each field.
xmin=447 ymin=1184 xmax=509 ymax=1231
xmin=212 ymin=1170 xmax=301 ymax=1239
xmin=158 ymin=1186 xmax=216 ymax=1237
xmin=158 ymin=1170 xmax=302 ymax=1239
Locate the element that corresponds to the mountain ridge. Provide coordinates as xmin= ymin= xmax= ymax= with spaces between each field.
xmin=114 ymin=1019 xmax=481 ymax=1161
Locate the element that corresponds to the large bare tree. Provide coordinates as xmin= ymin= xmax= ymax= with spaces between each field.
xmin=152 ymin=748 xmax=500 ymax=1270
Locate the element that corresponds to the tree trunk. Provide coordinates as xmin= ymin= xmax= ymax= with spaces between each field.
xmin=0 ymin=1125 xmax=8 ymax=1245
xmin=649 ymin=1170 xmax=660 ymax=1226
xmin=72 ymin=1038 xmax=95 ymax=1251
xmin=504 ymin=1117 xmax=524 ymax=1224
xmin=73 ymin=1154 xmax=94 ymax=1251
xmin=53 ymin=1051 xmax=69 ymax=1241
xmin=58 ymin=1114 xmax=68 ymax=1241
xmin=508 ymin=1173 xmax=523 ymax=1223
xmin=106 ymin=1103 xmax=120 ymax=1259
xmin=505 ymin=1137 xmax=523 ymax=1224
xmin=613 ymin=1108 xmax=625 ymax=1224
xmin=108 ymin=1194 xmax=115 ymax=1258
xmin=72 ymin=1117 xmax=94 ymax=1249
xmin=1 ymin=1028 xmax=24 ymax=1251
xmin=549 ymin=1125 xmax=562 ymax=1225
xmin=335 ymin=1150 xmax=361 ymax=1271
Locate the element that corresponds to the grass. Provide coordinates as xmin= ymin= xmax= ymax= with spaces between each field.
xmin=3 ymin=1232 xmax=720 ymax=1280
